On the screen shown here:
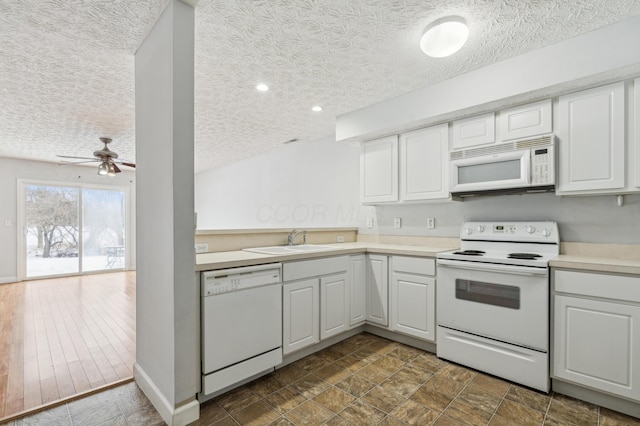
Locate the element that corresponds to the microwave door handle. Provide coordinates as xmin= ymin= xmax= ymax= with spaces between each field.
xmin=436 ymin=259 xmax=547 ymax=276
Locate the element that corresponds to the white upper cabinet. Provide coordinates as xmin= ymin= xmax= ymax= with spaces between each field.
xmin=399 ymin=124 xmax=449 ymax=201
xmin=360 ymin=135 xmax=398 ymax=203
xmin=452 ymin=112 xmax=495 ymax=150
xmin=557 ymin=82 xmax=626 ymax=194
xmin=498 ymin=100 xmax=552 ymax=141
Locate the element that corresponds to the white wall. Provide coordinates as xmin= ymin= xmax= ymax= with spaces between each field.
xmin=195 ymin=135 xmax=361 ymax=229
xmin=0 ymin=156 xmax=136 ymax=284
xmin=134 ymin=1 xmax=198 ymax=425
xmin=360 ymin=193 xmax=640 ymax=245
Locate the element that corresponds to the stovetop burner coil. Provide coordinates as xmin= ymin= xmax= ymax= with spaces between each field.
xmin=508 ymin=253 xmax=542 ymax=260
xmin=453 ymin=250 xmax=486 ymax=256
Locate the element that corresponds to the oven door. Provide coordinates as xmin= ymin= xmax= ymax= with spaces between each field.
xmin=450 ymin=149 xmax=530 ymax=193
xmin=436 ymin=259 xmax=548 ymax=351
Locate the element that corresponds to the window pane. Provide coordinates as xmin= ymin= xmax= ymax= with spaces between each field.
xmin=25 ymin=185 xmax=79 ymax=277
xmin=82 ymin=188 xmax=126 ymax=271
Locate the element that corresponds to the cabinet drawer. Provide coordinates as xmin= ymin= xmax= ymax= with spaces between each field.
xmin=391 ymin=256 xmax=435 ymax=276
xmin=283 ymin=256 xmax=349 ymax=282
xmin=554 ymin=270 xmax=640 ymax=303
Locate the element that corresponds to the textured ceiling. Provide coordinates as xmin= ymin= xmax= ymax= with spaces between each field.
xmin=1 ymin=0 xmax=640 ymax=173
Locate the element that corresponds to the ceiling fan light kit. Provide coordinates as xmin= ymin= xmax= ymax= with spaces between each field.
xmin=57 ymin=137 xmax=136 ymax=176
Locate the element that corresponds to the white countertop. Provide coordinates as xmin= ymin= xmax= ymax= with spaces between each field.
xmin=196 ymin=242 xmax=640 ymax=276
xmin=195 ymin=242 xmax=458 ymax=271
xmin=550 ymin=255 xmax=640 ymax=275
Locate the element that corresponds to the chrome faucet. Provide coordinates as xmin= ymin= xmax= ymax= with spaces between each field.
xmin=287 ymin=229 xmax=307 ymax=246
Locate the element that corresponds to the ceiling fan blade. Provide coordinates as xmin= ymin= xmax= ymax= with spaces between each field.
xmin=113 ymin=163 xmax=122 ymax=173
xmin=117 ymin=161 xmax=136 ymax=168
xmin=59 ymin=160 xmax=100 ymax=165
xmin=57 ymin=154 xmax=97 ymax=160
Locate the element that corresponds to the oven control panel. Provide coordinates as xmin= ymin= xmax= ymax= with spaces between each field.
xmin=461 ymin=221 xmax=558 ymax=243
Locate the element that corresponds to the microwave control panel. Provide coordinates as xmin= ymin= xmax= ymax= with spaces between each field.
xmin=531 ymin=146 xmax=554 ymax=185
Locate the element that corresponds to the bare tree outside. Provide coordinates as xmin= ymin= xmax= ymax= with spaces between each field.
xmin=24 ymin=184 xmax=127 ymax=277
xmin=25 ymin=185 xmax=79 ymax=259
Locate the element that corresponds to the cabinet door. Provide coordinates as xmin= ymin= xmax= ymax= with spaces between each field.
xmin=452 ymin=112 xmax=495 ymax=150
xmin=360 ymin=135 xmax=399 ymax=203
xmin=283 ymin=279 xmax=319 ymax=355
xmin=320 ymin=273 xmax=348 ymax=339
xmin=349 ymin=255 xmax=366 ymax=326
xmin=390 ymin=272 xmax=435 ymax=341
xmin=553 ymin=295 xmax=640 ymax=400
xmin=499 ymin=99 xmax=552 ymax=141
xmin=366 ymin=254 xmax=388 ymax=326
xmin=400 ymin=124 xmax=449 ymax=201
xmin=557 ymin=83 xmax=625 ymax=193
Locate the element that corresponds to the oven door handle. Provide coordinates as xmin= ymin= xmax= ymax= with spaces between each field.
xmin=436 ymin=259 xmax=548 ymax=277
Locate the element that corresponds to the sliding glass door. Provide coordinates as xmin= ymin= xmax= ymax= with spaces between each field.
xmin=22 ymin=181 xmax=129 ymax=279
xmin=82 ymin=188 xmax=126 ymax=272
xmin=24 ymin=185 xmax=80 ymax=277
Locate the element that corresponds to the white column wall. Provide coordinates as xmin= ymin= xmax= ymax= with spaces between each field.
xmin=134 ymin=1 xmax=198 ymax=425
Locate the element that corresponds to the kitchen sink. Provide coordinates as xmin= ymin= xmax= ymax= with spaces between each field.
xmin=243 ymin=244 xmax=336 ymax=255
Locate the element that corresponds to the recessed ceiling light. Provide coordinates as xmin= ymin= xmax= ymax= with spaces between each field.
xmin=420 ymin=16 xmax=469 ymax=58
xmin=311 ymin=106 xmax=323 ymax=112
xmin=256 ymin=83 xmax=269 ymax=91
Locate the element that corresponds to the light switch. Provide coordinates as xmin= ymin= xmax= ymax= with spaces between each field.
xmin=4 ymin=219 xmax=11 ymax=227
xmin=394 ymin=217 xmax=402 ymax=229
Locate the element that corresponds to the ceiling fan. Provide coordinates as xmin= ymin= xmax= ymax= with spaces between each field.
xmin=57 ymin=137 xmax=135 ymax=176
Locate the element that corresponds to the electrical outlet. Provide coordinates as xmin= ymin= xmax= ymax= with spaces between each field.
xmin=394 ymin=217 xmax=402 ymax=229
xmin=195 ymin=243 xmax=209 ymax=253
xmin=336 ymin=235 xmax=345 ymax=243
xmin=426 ymin=217 xmax=435 ymax=229
xmin=366 ymin=218 xmax=373 ymax=228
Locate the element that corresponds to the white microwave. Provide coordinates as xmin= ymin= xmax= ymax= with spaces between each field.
xmin=450 ymin=135 xmax=555 ymax=197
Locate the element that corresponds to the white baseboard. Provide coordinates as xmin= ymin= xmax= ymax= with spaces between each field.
xmin=0 ymin=276 xmax=18 ymax=284
xmin=134 ymin=363 xmax=200 ymax=426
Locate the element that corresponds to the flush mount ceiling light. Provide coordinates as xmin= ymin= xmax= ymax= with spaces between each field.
xmin=311 ymin=106 xmax=323 ymax=112
xmin=420 ymin=16 xmax=469 ymax=58
xmin=256 ymin=83 xmax=269 ymax=91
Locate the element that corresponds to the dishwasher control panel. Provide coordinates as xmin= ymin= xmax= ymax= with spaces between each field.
xmin=202 ymin=263 xmax=282 ymax=296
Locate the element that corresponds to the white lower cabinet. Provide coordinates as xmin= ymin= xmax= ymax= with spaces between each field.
xmin=390 ymin=256 xmax=436 ymax=342
xmin=283 ymin=278 xmax=319 ymax=355
xmin=366 ymin=254 xmax=389 ymax=326
xmin=553 ymin=270 xmax=640 ymax=401
xmin=282 ymin=256 xmax=349 ymax=355
xmin=320 ymin=272 xmax=348 ymax=339
xmin=348 ymin=255 xmax=367 ymax=326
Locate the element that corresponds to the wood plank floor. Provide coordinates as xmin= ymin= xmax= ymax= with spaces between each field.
xmin=0 ymin=272 xmax=136 ymax=420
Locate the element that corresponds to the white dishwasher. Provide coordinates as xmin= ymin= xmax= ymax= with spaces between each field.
xmin=201 ymin=263 xmax=282 ymax=397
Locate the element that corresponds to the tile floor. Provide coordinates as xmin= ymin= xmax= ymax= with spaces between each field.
xmin=3 ymin=333 xmax=640 ymax=425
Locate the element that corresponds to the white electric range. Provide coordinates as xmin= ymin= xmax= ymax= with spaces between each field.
xmin=436 ymin=221 xmax=559 ymax=392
